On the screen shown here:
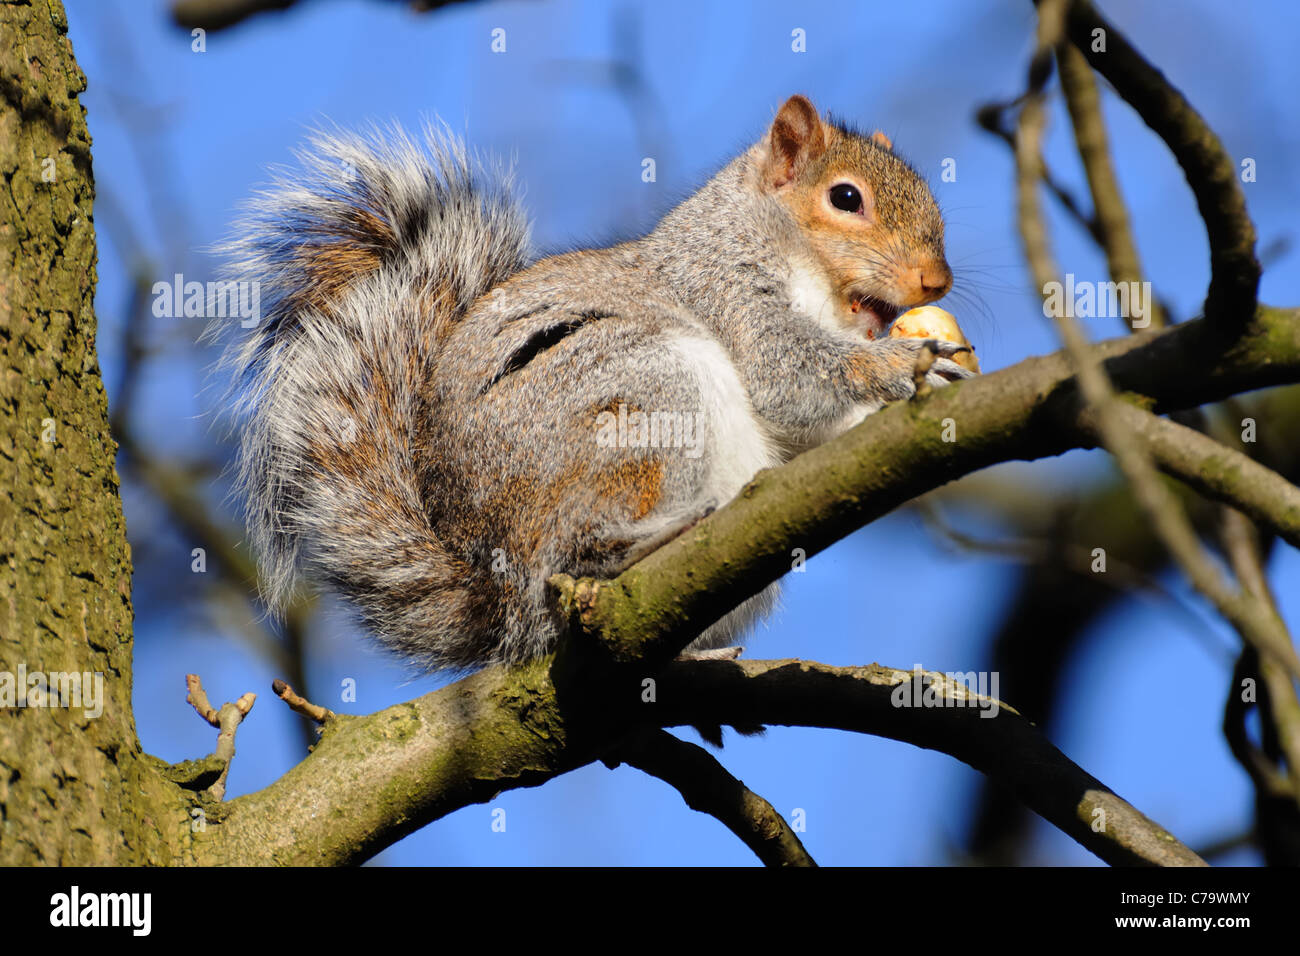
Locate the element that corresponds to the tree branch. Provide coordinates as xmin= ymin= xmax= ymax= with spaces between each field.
xmin=198 ymin=652 xmax=1206 ymax=865
xmin=552 ymin=306 xmax=1300 ymax=672
xmin=1051 ymin=0 xmax=1259 ymax=322
xmin=611 ymin=729 xmax=816 ymax=867
xmin=1219 ymin=514 xmax=1300 ymax=797
xmin=1072 ymin=401 xmax=1300 ymax=552
xmin=652 ymin=659 xmax=1207 ymax=867
xmin=170 ymin=0 xmax=472 ymax=32
xmin=171 ymin=0 xmax=300 ymax=31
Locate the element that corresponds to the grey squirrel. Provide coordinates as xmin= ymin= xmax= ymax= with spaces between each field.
xmin=221 ymin=94 xmax=972 ymax=673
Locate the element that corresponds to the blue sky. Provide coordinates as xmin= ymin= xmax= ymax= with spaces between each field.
xmin=64 ymin=0 xmax=1300 ymax=864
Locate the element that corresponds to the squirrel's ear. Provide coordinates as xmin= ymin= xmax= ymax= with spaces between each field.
xmin=870 ymin=130 xmax=893 ymax=150
xmin=764 ymin=95 xmax=826 ymax=189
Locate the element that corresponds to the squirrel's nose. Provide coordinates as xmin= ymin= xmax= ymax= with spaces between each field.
xmin=911 ymin=261 xmax=953 ymax=303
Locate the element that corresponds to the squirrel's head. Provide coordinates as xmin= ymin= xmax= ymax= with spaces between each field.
xmin=759 ymin=94 xmax=952 ymax=340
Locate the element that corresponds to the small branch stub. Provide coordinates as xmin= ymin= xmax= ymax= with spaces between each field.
xmin=273 ymin=678 xmax=334 ymax=724
xmin=185 ymin=673 xmax=220 ymax=726
xmin=184 ymin=674 xmax=256 ymax=801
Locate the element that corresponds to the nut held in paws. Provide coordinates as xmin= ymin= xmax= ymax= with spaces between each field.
xmin=889 ymin=306 xmax=981 ymax=374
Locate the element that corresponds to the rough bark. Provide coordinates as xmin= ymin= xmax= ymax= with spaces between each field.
xmin=0 ymin=0 xmax=164 ymax=864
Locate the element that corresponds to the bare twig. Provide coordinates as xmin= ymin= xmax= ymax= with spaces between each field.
xmin=272 ymin=678 xmax=334 ymax=724
xmin=185 ymin=673 xmax=221 ymax=727
xmin=185 ymin=674 xmax=256 ymax=800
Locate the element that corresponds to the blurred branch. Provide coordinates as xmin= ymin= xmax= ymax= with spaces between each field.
xmin=962 ymin=2 xmax=1300 ymax=866
xmin=1001 ymin=0 xmax=1298 ymax=870
xmin=1056 ymin=40 xmax=1166 ymax=328
xmin=611 ymin=728 xmax=816 ymax=867
xmin=1194 ymin=828 xmax=1255 ymax=863
xmin=92 ymin=0 xmax=322 ymax=753
xmin=975 ymin=89 xmax=1178 ymax=326
xmin=104 ymin=249 xmax=317 ymax=745
xmin=1049 ymin=0 xmax=1259 ymax=323
xmin=1015 ymin=0 xmax=1068 ymax=294
xmin=170 ymin=0 xmax=474 ymax=32
xmin=1224 ymin=650 xmax=1292 ymax=798
xmin=1219 ymin=514 xmax=1300 ymax=796
xmin=976 ymin=99 xmax=1103 ymax=247
xmin=172 ymin=0 xmax=301 ymax=30
xmin=1223 ymin=637 xmax=1300 ymax=866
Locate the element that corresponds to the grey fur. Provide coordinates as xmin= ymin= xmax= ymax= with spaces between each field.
xmin=218 ymin=108 xmax=970 ymax=673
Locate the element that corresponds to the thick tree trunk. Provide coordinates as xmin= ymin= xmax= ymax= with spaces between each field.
xmin=0 ymin=0 xmax=177 ymax=865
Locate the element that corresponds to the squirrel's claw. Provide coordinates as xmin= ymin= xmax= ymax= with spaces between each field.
xmin=927 ymin=356 xmax=976 ymax=382
xmin=925 ymin=339 xmax=971 ymax=359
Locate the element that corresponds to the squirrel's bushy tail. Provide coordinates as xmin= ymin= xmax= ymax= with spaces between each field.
xmin=218 ymin=124 xmax=530 ymax=669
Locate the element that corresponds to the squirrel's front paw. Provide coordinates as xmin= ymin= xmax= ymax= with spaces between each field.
xmin=869 ymin=337 xmax=972 ymax=401
xmin=901 ymin=338 xmax=977 ymax=388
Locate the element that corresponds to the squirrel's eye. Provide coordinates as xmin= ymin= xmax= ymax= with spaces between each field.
xmin=829 ymin=183 xmax=864 ymax=214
